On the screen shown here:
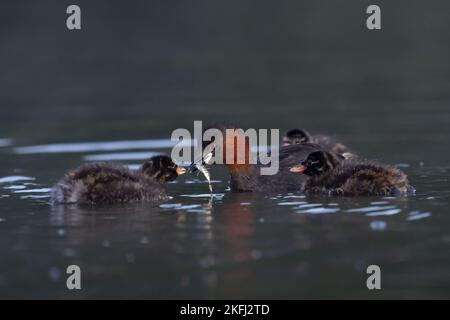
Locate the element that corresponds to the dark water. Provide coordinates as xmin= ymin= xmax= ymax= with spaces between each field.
xmin=1 ymin=0 xmax=450 ymax=299
xmin=1 ymin=134 xmax=450 ymax=299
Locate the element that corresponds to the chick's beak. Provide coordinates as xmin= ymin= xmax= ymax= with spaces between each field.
xmin=176 ymin=167 xmax=187 ymax=175
xmin=289 ymin=164 xmax=306 ymax=173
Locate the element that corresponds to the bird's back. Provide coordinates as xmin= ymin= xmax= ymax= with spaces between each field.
xmin=315 ymin=159 xmax=411 ymax=196
xmin=51 ymin=164 xmax=168 ymax=205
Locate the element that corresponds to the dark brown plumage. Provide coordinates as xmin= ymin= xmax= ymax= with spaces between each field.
xmin=290 ymin=150 xmax=412 ymax=196
xmin=51 ymin=155 xmax=185 ymax=205
xmin=282 ymin=128 xmax=351 ymax=155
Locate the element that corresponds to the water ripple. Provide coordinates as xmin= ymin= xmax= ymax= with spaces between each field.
xmin=0 ymin=176 xmax=35 ymax=184
xmin=20 ymin=195 xmax=51 ymax=199
xmin=84 ymin=152 xmax=161 ymax=161
xmin=277 ymin=201 xmax=307 ymax=206
xmin=184 ymin=179 xmax=222 ymax=184
xmin=3 ymin=185 xmax=26 ymax=190
xmin=297 ymin=207 xmax=340 ymax=214
xmin=298 ymin=203 xmax=323 ymax=208
xmin=345 ymin=205 xmax=397 ymax=213
xmin=366 ymin=209 xmax=402 ymax=217
xmin=370 ymin=220 xmax=387 ymax=231
xmin=180 ymin=193 xmax=224 ymax=198
xmin=407 ymin=211 xmax=431 ymax=221
xmin=13 ymin=139 xmax=193 ymax=155
xmin=0 ymin=138 xmax=13 ymax=147
xmin=14 ymin=188 xmax=52 ymax=194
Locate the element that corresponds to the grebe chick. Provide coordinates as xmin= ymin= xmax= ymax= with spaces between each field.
xmin=283 ymin=128 xmax=351 ymax=155
xmin=289 ymin=150 xmax=411 ymax=196
xmin=51 ymin=155 xmax=186 ymax=205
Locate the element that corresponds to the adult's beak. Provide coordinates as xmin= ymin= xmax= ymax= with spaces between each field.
xmin=188 ymin=163 xmax=199 ymax=173
xmin=289 ymin=164 xmax=306 ymax=173
xmin=176 ymin=167 xmax=187 ymax=175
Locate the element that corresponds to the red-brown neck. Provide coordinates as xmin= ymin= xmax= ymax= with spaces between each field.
xmin=222 ymin=131 xmax=251 ymax=173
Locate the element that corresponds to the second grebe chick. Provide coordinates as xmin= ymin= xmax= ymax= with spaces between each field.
xmin=290 ymin=150 xmax=411 ymax=196
xmin=283 ymin=128 xmax=351 ymax=155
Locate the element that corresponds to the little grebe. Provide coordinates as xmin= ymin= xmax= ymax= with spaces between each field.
xmin=193 ymin=123 xmax=323 ymax=193
xmin=51 ymin=155 xmax=186 ymax=205
xmin=289 ymin=150 xmax=411 ymax=196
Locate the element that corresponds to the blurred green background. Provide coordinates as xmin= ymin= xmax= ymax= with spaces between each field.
xmin=1 ymin=1 xmax=449 ymax=151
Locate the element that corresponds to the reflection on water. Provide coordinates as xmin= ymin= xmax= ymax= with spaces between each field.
xmin=1 ymin=138 xmax=450 ymax=299
xmin=12 ymin=139 xmax=193 ymax=155
xmin=83 ymin=152 xmax=161 ymax=162
xmin=0 ymin=139 xmax=13 ymax=148
xmin=13 ymin=188 xmax=52 ymax=194
xmin=0 ymin=176 xmax=35 ymax=184
xmin=406 ymin=211 xmax=431 ymax=221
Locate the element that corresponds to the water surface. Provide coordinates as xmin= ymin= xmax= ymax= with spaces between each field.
xmin=1 ymin=134 xmax=449 ymax=299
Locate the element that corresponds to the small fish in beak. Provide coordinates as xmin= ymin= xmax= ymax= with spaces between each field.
xmin=176 ymin=167 xmax=187 ymax=175
xmin=189 ymin=162 xmax=213 ymax=193
xmin=188 ymin=146 xmax=215 ymax=192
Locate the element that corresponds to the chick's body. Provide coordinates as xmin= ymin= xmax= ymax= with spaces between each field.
xmin=304 ymin=157 xmax=411 ymax=196
xmin=51 ymin=155 xmax=184 ymax=205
